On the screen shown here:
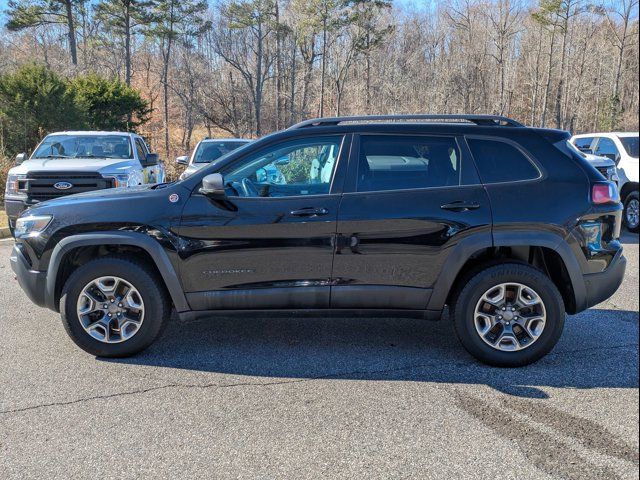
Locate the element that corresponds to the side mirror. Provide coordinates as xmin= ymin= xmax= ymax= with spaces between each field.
xmin=15 ymin=153 xmax=27 ymax=165
xmin=176 ymin=155 xmax=189 ymax=166
xmin=144 ymin=153 xmax=159 ymax=167
xmin=199 ymin=173 xmax=226 ymax=198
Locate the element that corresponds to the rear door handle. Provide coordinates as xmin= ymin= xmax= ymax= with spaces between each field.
xmin=290 ymin=207 xmax=329 ymax=217
xmin=440 ymin=201 xmax=481 ymax=212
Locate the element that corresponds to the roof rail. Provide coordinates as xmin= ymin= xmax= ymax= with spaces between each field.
xmin=288 ymin=114 xmax=525 ymax=129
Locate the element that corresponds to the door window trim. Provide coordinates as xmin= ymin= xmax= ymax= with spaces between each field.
xmin=343 ymin=132 xmax=468 ymax=195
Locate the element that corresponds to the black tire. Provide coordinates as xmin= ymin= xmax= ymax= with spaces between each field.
xmin=60 ymin=256 xmax=170 ymax=357
xmin=623 ymin=190 xmax=639 ymax=233
xmin=451 ymin=263 xmax=565 ymax=367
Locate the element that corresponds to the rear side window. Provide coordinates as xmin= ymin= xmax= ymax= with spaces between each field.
xmin=467 ymin=138 xmax=539 ymax=184
xmin=356 ymin=135 xmax=460 ymax=192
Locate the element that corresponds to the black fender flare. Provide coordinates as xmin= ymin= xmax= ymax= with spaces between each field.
xmin=426 ymin=230 xmax=587 ymax=314
xmin=45 ymin=231 xmax=189 ymax=312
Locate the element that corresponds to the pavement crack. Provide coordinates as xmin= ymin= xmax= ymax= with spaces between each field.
xmin=0 ymin=363 xmax=433 ymax=415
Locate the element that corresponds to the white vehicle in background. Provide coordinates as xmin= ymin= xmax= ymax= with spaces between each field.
xmin=571 ymin=132 xmax=639 ymax=232
xmin=176 ymin=138 xmax=251 ymax=180
xmin=4 ymin=131 xmax=164 ymax=232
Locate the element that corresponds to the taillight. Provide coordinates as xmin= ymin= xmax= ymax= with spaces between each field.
xmin=592 ymin=182 xmax=620 ymax=205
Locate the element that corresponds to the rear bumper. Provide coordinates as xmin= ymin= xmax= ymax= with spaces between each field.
xmin=10 ymin=244 xmax=47 ymax=308
xmin=582 ymin=249 xmax=626 ymax=310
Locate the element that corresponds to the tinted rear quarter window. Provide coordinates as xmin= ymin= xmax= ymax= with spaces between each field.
xmin=467 ymin=138 xmax=539 ymax=184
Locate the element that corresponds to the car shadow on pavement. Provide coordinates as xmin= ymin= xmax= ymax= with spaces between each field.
xmin=103 ymin=307 xmax=639 ymax=399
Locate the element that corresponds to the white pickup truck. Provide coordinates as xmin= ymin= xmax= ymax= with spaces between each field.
xmin=4 ymin=131 xmax=164 ymax=232
xmin=571 ymin=132 xmax=639 ymax=232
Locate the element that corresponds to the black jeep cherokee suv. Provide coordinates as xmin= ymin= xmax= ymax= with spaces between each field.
xmin=10 ymin=115 xmax=626 ymax=367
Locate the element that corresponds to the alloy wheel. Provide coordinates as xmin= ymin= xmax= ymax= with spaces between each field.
xmin=473 ymin=282 xmax=546 ymax=352
xmin=76 ymin=276 xmax=145 ymax=343
xmin=626 ymin=198 xmax=639 ymax=229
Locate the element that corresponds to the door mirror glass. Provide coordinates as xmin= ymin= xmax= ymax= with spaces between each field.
xmin=200 ymin=173 xmax=226 ymax=198
xmin=15 ymin=153 xmax=27 ymax=165
xmin=176 ymin=155 xmax=189 ymax=165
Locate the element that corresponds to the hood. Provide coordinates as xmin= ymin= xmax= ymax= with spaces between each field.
xmin=583 ymin=153 xmax=615 ymax=168
xmin=9 ymin=157 xmax=138 ymax=175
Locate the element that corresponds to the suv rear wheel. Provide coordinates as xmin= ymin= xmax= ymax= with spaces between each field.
xmin=452 ymin=263 xmax=565 ymax=367
xmin=60 ymin=256 xmax=170 ymax=357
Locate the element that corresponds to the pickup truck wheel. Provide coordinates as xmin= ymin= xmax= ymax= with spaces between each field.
xmin=60 ymin=256 xmax=170 ymax=357
xmin=452 ymin=263 xmax=565 ymax=367
xmin=623 ymin=191 xmax=639 ymax=233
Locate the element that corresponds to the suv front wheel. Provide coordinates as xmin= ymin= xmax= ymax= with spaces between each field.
xmin=452 ymin=263 xmax=565 ymax=367
xmin=60 ymin=256 xmax=170 ymax=357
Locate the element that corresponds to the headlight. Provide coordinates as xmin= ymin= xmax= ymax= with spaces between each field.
xmin=14 ymin=215 xmax=53 ymax=238
xmin=5 ymin=174 xmax=26 ymax=196
xmin=106 ymin=173 xmax=132 ymax=188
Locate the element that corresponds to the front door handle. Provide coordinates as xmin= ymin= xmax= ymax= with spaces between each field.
xmin=440 ymin=201 xmax=481 ymax=212
xmin=290 ymin=207 xmax=329 ymax=218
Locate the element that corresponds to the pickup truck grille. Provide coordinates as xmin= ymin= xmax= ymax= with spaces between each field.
xmin=18 ymin=171 xmax=114 ymax=202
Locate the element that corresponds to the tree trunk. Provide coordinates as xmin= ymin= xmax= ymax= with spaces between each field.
xmin=64 ymin=0 xmax=78 ymax=66
xmin=254 ymin=19 xmax=264 ymax=136
xmin=274 ymin=1 xmax=282 ymax=129
xmin=319 ymin=18 xmax=327 ymax=117
xmin=162 ymin=36 xmax=173 ymax=157
xmin=554 ymin=14 xmax=569 ymax=129
xmin=540 ymin=25 xmax=557 ymax=127
xmin=125 ymin=3 xmax=132 ymax=85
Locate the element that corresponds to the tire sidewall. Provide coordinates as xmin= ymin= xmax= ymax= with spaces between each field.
xmin=61 ymin=257 xmax=167 ymax=357
xmin=454 ymin=264 xmax=565 ymax=367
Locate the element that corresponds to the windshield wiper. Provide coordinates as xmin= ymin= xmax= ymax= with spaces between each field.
xmin=36 ymin=154 xmax=72 ymax=159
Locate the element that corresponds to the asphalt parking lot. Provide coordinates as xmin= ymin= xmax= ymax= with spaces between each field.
xmin=0 ymin=234 xmax=638 ymax=479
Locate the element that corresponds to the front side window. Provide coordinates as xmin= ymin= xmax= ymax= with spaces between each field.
xmin=222 ymin=136 xmax=343 ymax=198
xmin=467 ymin=138 xmax=539 ymax=184
xmin=135 ymin=138 xmax=147 ymax=161
xmin=594 ymin=137 xmax=619 ymax=160
xmin=33 ymin=134 xmax=133 ymax=159
xmin=356 ymin=135 xmax=461 ymax=192
xmin=194 ymin=141 xmax=248 ymax=164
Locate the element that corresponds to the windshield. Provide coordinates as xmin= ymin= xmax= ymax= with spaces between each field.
xmin=193 ymin=141 xmax=248 ymax=164
xmin=32 ymin=134 xmax=133 ymax=159
xmin=618 ymin=136 xmax=639 ymax=159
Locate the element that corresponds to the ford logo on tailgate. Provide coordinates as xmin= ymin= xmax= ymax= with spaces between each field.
xmin=53 ymin=182 xmax=74 ymax=190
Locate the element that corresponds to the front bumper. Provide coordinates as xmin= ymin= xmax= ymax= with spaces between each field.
xmin=10 ymin=243 xmax=47 ymax=308
xmin=582 ymin=248 xmax=627 ymax=310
